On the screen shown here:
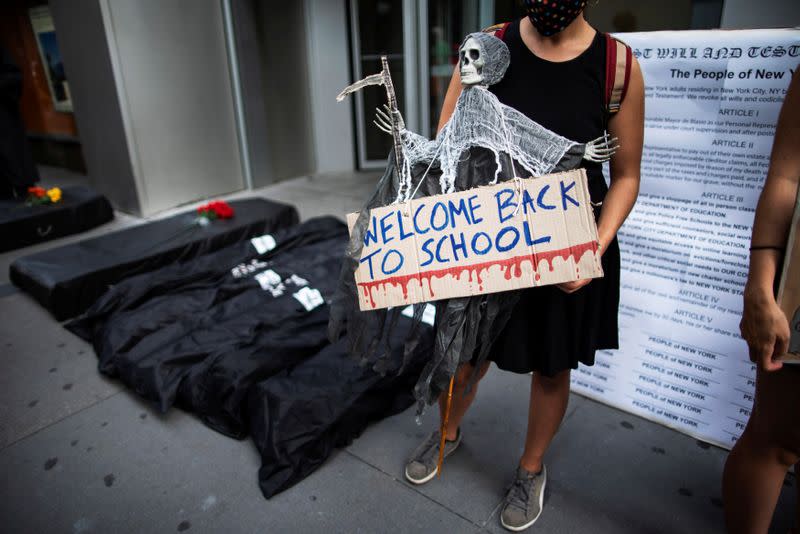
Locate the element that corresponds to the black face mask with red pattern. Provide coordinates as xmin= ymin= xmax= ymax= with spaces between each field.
xmin=522 ymin=0 xmax=588 ymax=37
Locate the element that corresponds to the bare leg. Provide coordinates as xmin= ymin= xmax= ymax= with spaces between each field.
xmin=724 ymin=429 xmax=791 ymax=533
xmin=723 ymin=367 xmax=800 ymax=534
xmin=795 ymin=462 xmax=799 ymax=533
xmin=519 ymin=369 xmax=572 ymax=472
xmin=439 ymin=361 xmax=491 ymax=440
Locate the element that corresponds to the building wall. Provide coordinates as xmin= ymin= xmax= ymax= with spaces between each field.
xmin=101 ymin=0 xmax=244 ymax=214
xmin=0 ymin=2 xmax=79 ymax=138
xmin=721 ymin=0 xmax=800 ymax=29
xmin=253 ymin=0 xmax=316 ymax=184
xmin=52 ymin=0 xmax=246 ymax=216
xmin=585 ymin=0 xmax=694 ymax=33
xmin=50 ymin=0 xmax=141 ymax=212
xmin=228 ymin=0 xmax=269 ymax=187
xmin=305 ymin=0 xmax=356 ymax=173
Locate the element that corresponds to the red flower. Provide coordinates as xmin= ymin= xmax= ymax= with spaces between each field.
xmin=212 ymin=201 xmax=234 ymax=219
xmin=197 ymin=200 xmax=234 ymax=220
xmin=28 ymin=186 xmax=46 ymax=198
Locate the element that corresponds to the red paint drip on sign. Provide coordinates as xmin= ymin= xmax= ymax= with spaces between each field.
xmin=358 ymin=240 xmax=599 ymax=309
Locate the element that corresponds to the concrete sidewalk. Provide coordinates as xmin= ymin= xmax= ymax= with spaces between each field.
xmin=0 ymin=168 xmax=795 ymax=533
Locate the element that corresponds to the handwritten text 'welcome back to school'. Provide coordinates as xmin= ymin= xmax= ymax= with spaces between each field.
xmin=358 ymin=178 xmax=584 ymax=281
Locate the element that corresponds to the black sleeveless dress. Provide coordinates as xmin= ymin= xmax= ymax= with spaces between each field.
xmin=487 ymin=20 xmax=620 ymax=376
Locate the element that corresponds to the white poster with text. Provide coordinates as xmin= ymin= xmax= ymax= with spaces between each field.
xmin=569 ymin=29 xmax=800 ymax=449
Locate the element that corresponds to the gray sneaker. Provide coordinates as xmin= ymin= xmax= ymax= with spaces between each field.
xmin=404 ymin=428 xmax=461 ymax=485
xmin=500 ymin=465 xmax=547 ymax=531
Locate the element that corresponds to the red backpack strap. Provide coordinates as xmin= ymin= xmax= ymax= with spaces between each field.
xmin=483 ymin=22 xmax=511 ymax=41
xmin=604 ymin=34 xmax=632 ymax=114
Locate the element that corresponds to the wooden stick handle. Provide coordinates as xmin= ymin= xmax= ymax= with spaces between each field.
xmin=380 ymin=56 xmax=405 ymax=170
xmin=437 ymin=375 xmax=456 ymax=477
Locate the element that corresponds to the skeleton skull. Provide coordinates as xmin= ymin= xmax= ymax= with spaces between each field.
xmin=459 ymin=37 xmax=485 ymax=86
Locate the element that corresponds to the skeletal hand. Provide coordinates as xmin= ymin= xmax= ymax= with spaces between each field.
xmin=373 ymin=104 xmax=406 ymax=135
xmin=582 ymin=133 xmax=619 ymax=163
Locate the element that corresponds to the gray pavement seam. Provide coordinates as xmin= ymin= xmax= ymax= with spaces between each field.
xmin=483 ymin=498 xmax=506 ymax=528
xmin=0 ymin=284 xmax=19 ymax=298
xmin=0 ymin=389 xmax=125 ymax=453
xmin=343 ymin=449 xmax=483 ymax=529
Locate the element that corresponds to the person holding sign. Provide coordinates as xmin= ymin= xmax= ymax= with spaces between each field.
xmin=402 ymin=2 xmax=644 ymax=531
xmin=723 ymin=69 xmax=800 ymax=534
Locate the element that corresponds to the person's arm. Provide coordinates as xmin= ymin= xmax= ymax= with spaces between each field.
xmin=558 ymin=55 xmax=644 ymax=293
xmin=436 ymin=67 xmax=462 ymax=133
xmin=740 ymin=69 xmax=800 ymax=372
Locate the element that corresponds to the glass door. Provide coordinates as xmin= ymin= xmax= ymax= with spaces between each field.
xmin=423 ymin=0 xmax=490 ymax=138
xmin=349 ymin=0 xmax=496 ymax=168
xmin=349 ymin=0 xmax=420 ymax=169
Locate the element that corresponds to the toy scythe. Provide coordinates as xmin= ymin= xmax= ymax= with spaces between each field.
xmin=336 ymin=56 xmax=405 ymax=170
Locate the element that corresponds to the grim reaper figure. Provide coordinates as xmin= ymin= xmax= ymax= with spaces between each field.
xmin=378 ymin=32 xmax=616 ymax=201
xmin=328 ymin=31 xmax=617 ymax=415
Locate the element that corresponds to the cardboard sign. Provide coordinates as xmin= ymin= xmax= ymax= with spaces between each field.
xmin=348 ymin=169 xmax=603 ymax=310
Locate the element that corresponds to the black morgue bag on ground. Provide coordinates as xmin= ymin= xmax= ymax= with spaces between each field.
xmin=66 ymin=217 xmax=432 ymax=497
xmin=10 ymin=197 xmax=298 ymax=320
xmin=249 ymin=325 xmax=429 ymax=498
xmin=0 ymin=186 xmax=114 ymax=252
xmin=69 ymin=217 xmax=348 ymax=436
